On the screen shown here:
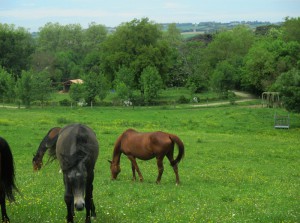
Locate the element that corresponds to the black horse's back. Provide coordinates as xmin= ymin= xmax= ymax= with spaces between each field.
xmin=0 ymin=137 xmax=17 ymax=201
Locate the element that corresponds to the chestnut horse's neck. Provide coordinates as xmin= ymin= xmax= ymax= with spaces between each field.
xmin=34 ymin=127 xmax=61 ymax=162
xmin=112 ymin=135 xmax=122 ymax=165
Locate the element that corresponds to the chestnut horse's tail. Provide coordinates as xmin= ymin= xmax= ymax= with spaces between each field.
xmin=0 ymin=137 xmax=18 ymax=202
xmin=169 ymin=134 xmax=185 ymax=166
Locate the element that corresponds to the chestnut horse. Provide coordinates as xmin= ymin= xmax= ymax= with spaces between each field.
xmin=109 ymin=129 xmax=185 ymax=184
xmin=0 ymin=137 xmax=18 ymax=223
xmin=32 ymin=127 xmax=61 ymax=171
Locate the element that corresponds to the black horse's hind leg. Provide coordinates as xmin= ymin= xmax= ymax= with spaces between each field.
xmin=156 ymin=157 xmax=164 ymax=184
xmin=85 ymin=171 xmax=96 ymax=223
xmin=0 ymin=193 xmax=10 ymax=223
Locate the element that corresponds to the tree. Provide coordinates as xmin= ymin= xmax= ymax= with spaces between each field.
xmin=282 ymin=17 xmax=300 ymax=43
xmin=81 ymin=71 xmax=109 ymax=104
xmin=114 ymin=67 xmax=135 ymax=101
xmin=69 ymin=82 xmax=85 ymax=103
xmin=272 ymin=69 xmax=300 ymax=112
xmin=0 ymin=67 xmax=15 ymax=102
xmin=140 ymin=66 xmax=163 ymax=104
xmin=99 ymin=18 xmax=172 ymax=88
xmin=211 ymin=61 xmax=237 ymax=96
xmin=15 ymin=70 xmax=33 ymax=107
xmin=0 ymin=24 xmax=34 ymax=76
xmin=31 ymin=71 xmax=53 ymax=106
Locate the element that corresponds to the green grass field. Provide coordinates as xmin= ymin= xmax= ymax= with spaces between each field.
xmin=1 ymin=104 xmax=299 ymax=222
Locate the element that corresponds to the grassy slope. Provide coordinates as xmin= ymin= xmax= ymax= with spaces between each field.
xmin=1 ymin=105 xmax=299 ymax=222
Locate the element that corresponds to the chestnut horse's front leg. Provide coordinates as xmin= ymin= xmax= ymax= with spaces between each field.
xmin=131 ymin=162 xmax=137 ymax=181
xmin=127 ymin=155 xmax=143 ymax=182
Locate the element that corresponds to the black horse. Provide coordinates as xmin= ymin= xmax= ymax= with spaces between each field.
xmin=0 ymin=137 xmax=18 ymax=223
xmin=40 ymin=124 xmax=99 ymax=223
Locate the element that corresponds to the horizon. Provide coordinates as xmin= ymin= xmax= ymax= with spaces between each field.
xmin=1 ymin=0 xmax=299 ymax=32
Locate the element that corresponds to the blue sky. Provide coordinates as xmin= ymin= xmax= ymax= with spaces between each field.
xmin=1 ymin=0 xmax=299 ymax=31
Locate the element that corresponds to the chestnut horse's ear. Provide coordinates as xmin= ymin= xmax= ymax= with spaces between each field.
xmin=108 ymin=160 xmax=112 ymax=164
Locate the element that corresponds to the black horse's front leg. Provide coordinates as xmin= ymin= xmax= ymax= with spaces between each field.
xmin=64 ymin=175 xmax=75 ymax=223
xmin=0 ymin=194 xmax=10 ymax=223
xmin=64 ymin=194 xmax=74 ymax=223
xmin=85 ymin=171 xmax=96 ymax=223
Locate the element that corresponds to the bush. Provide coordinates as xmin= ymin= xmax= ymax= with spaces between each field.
xmin=177 ymin=95 xmax=189 ymax=104
xmin=59 ymin=99 xmax=71 ymax=106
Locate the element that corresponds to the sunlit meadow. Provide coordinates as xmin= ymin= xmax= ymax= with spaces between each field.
xmin=1 ymin=104 xmax=299 ymax=222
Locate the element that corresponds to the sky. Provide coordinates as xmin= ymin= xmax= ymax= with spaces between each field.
xmin=1 ymin=0 xmax=299 ymax=32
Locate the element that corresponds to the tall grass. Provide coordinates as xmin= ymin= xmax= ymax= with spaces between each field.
xmin=1 ymin=105 xmax=299 ymax=222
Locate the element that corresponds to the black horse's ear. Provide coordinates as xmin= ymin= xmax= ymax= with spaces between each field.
xmin=108 ymin=160 xmax=112 ymax=164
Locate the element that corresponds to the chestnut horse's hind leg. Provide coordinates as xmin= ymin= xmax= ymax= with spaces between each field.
xmin=0 ymin=194 xmax=10 ymax=223
xmin=156 ymin=157 xmax=164 ymax=184
xmin=127 ymin=155 xmax=144 ymax=182
xmin=166 ymin=153 xmax=180 ymax=185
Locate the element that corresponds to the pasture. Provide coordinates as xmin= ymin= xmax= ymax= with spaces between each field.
xmin=0 ymin=104 xmax=299 ymax=222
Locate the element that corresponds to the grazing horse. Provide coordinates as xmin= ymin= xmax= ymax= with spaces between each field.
xmin=42 ymin=124 xmax=99 ymax=223
xmin=109 ymin=129 xmax=185 ymax=184
xmin=32 ymin=127 xmax=61 ymax=171
xmin=0 ymin=137 xmax=18 ymax=223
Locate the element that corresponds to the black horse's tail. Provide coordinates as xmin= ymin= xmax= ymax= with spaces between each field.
xmin=169 ymin=134 xmax=185 ymax=166
xmin=0 ymin=137 xmax=18 ymax=202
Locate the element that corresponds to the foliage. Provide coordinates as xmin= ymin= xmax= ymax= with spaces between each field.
xmin=0 ymin=24 xmax=34 ymax=76
xmin=0 ymin=67 xmax=15 ymax=102
xmin=1 ymin=17 xmax=300 ymax=110
xmin=272 ymin=69 xmax=300 ymax=112
xmin=99 ymin=18 xmax=172 ymax=87
xmin=15 ymin=70 xmax=33 ymax=107
xmin=140 ymin=66 xmax=163 ymax=104
xmin=69 ymin=82 xmax=85 ymax=102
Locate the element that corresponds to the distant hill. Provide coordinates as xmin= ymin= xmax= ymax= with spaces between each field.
xmin=161 ymin=21 xmax=281 ymax=33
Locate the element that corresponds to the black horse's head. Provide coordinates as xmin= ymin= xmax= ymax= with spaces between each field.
xmin=63 ymin=160 xmax=87 ymax=211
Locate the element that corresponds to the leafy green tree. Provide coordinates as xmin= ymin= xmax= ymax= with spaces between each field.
xmin=81 ymin=71 xmax=109 ymax=104
xmin=31 ymin=71 xmax=53 ymax=106
xmin=211 ymin=61 xmax=237 ymax=95
xmin=272 ymin=69 xmax=300 ymax=112
xmin=140 ymin=66 xmax=163 ymax=104
xmin=282 ymin=17 xmax=300 ymax=43
xmin=15 ymin=70 xmax=33 ymax=107
xmin=0 ymin=24 xmax=34 ymax=76
xmin=69 ymin=82 xmax=85 ymax=103
xmin=242 ymin=37 xmax=300 ymax=93
xmin=0 ymin=67 xmax=15 ymax=102
xmin=100 ymin=18 xmax=172 ymax=88
xmin=180 ymin=41 xmax=209 ymax=92
xmin=97 ymin=73 xmax=110 ymax=101
xmin=114 ymin=66 xmax=135 ymax=101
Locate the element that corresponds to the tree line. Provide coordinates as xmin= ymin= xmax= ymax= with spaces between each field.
xmin=0 ymin=17 xmax=299 ymax=111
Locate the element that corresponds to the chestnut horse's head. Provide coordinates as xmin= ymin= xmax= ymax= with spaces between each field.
xmin=108 ymin=160 xmax=121 ymax=180
xmin=32 ymin=155 xmax=43 ymax=171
